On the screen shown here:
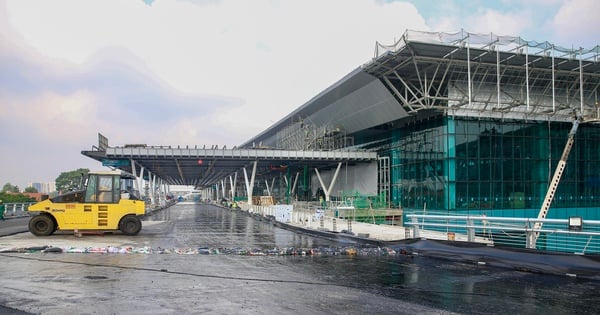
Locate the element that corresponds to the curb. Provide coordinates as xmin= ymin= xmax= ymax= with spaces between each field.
xmin=227 ymin=206 xmax=388 ymax=247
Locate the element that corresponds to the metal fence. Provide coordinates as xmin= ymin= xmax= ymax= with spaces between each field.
xmin=406 ymin=213 xmax=600 ymax=254
xmin=2 ymin=203 xmax=34 ymax=218
xmin=1 ymin=201 xmax=173 ymax=218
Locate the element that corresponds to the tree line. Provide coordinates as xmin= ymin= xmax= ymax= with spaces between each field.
xmin=1 ymin=168 xmax=90 ymax=202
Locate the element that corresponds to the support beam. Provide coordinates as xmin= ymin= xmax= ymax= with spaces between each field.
xmin=291 ymin=172 xmax=300 ymax=200
xmin=159 ymin=178 xmax=166 ymax=206
xmin=383 ymin=76 xmax=416 ymax=112
xmin=229 ymin=172 xmax=237 ymax=200
xmin=552 ymin=45 xmax=556 ymax=112
xmin=243 ymin=161 xmax=258 ymax=205
xmin=138 ymin=167 xmax=145 ymax=199
xmin=394 ymin=71 xmax=427 ymax=108
xmin=314 ymin=162 xmax=343 ymax=202
xmin=130 ymin=159 xmax=140 ymax=197
xmin=496 ymin=44 xmax=501 ymax=109
xmin=149 ymin=172 xmax=156 ymax=206
xmin=265 ymin=178 xmax=275 ymax=196
xmin=221 ymin=179 xmax=226 ymax=201
xmin=525 ymin=45 xmax=530 ymax=110
xmin=580 ymin=48 xmax=584 ymax=114
xmin=175 ymin=159 xmax=185 ymax=184
xmin=165 ymin=181 xmax=169 ymax=202
xmin=466 ymin=36 xmax=472 ymax=108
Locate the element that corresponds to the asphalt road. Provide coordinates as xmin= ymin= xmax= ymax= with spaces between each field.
xmin=0 ymin=217 xmax=30 ymax=236
xmin=0 ymin=204 xmax=451 ymax=315
xmin=1 ymin=203 xmax=599 ymax=315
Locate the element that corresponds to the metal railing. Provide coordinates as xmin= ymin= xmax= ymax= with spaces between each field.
xmin=0 ymin=201 xmax=176 ymax=218
xmin=406 ymin=214 xmax=600 ymax=254
xmin=2 ymin=203 xmax=35 ymax=218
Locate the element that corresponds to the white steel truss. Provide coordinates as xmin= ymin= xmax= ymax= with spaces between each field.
xmin=365 ymin=30 xmax=600 ymax=123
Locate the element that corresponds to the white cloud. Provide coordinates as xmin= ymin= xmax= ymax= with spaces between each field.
xmin=7 ymin=0 xmax=427 ymax=93
xmin=551 ymin=0 xmax=600 ymax=48
xmin=413 ymin=1 xmax=530 ymax=36
xmin=2 ymin=0 xmax=429 ymax=187
xmin=423 ymin=0 xmax=598 ymax=49
xmin=18 ymin=90 xmax=98 ymax=132
xmin=5 ymin=0 xmax=428 ymax=130
xmin=465 ymin=8 xmax=533 ymax=37
xmin=10 ymin=0 xmax=594 ymax=189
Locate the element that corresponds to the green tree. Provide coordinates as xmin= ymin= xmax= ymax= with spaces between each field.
xmin=1 ymin=183 xmax=19 ymax=193
xmin=24 ymin=186 xmax=38 ymax=193
xmin=0 ymin=192 xmax=35 ymax=203
xmin=56 ymin=168 xmax=90 ymax=193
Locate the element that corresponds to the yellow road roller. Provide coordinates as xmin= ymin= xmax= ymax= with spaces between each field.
xmin=28 ymin=170 xmax=145 ymax=236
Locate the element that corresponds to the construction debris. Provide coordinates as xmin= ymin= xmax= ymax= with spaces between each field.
xmin=0 ymin=245 xmax=411 ymax=257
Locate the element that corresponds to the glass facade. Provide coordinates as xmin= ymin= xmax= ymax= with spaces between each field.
xmin=388 ymin=116 xmax=600 ymax=219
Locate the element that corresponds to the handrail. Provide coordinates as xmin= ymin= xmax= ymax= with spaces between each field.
xmin=406 ymin=214 xmax=600 ymax=254
xmin=2 ymin=202 xmax=35 ymax=218
xmin=407 ymin=214 xmax=593 ymax=224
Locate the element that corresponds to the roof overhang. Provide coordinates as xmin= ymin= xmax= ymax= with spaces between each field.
xmin=82 ymin=146 xmax=377 ymax=187
xmin=241 ymin=67 xmax=408 ymax=148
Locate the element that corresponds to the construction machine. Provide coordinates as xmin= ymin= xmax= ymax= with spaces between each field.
xmin=27 ymin=170 xmax=145 ymax=236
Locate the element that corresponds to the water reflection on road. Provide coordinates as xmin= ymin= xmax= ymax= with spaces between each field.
xmin=146 ymin=203 xmax=600 ymax=315
xmin=146 ymin=203 xmax=339 ymax=249
xmin=293 ymin=254 xmax=600 ymax=314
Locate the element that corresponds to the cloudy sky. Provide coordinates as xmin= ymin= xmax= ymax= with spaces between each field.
xmin=1 ymin=0 xmax=598 ymax=190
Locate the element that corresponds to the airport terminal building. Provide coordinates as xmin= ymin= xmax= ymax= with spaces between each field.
xmin=85 ymin=30 xmax=599 ymax=222
xmin=242 ymin=30 xmax=600 ymax=219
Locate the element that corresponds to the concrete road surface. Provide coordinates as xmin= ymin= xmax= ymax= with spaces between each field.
xmin=0 ymin=204 xmax=452 ymax=315
xmin=0 ymin=217 xmax=29 ymax=237
xmin=2 ymin=203 xmax=599 ymax=315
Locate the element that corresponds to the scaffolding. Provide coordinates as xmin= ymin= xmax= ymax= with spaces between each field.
xmin=339 ymin=190 xmax=389 ymax=209
xmin=373 ymin=30 xmax=600 ymax=61
xmin=276 ymin=117 xmax=354 ymax=150
xmin=378 ymin=156 xmax=390 ymax=208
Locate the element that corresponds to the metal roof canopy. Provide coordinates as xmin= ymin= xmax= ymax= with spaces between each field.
xmin=241 ymin=68 xmax=408 ymax=149
xmin=363 ymin=30 xmax=600 ymax=123
xmin=242 ymin=30 xmax=600 ymax=153
xmin=82 ymin=142 xmax=377 ymax=187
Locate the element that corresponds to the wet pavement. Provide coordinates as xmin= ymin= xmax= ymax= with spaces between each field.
xmin=1 ymin=203 xmax=600 ymax=314
xmin=0 ymin=217 xmax=30 ymax=236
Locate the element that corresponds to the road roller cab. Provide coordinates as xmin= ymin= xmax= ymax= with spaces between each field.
xmin=27 ymin=170 xmax=145 ymax=236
